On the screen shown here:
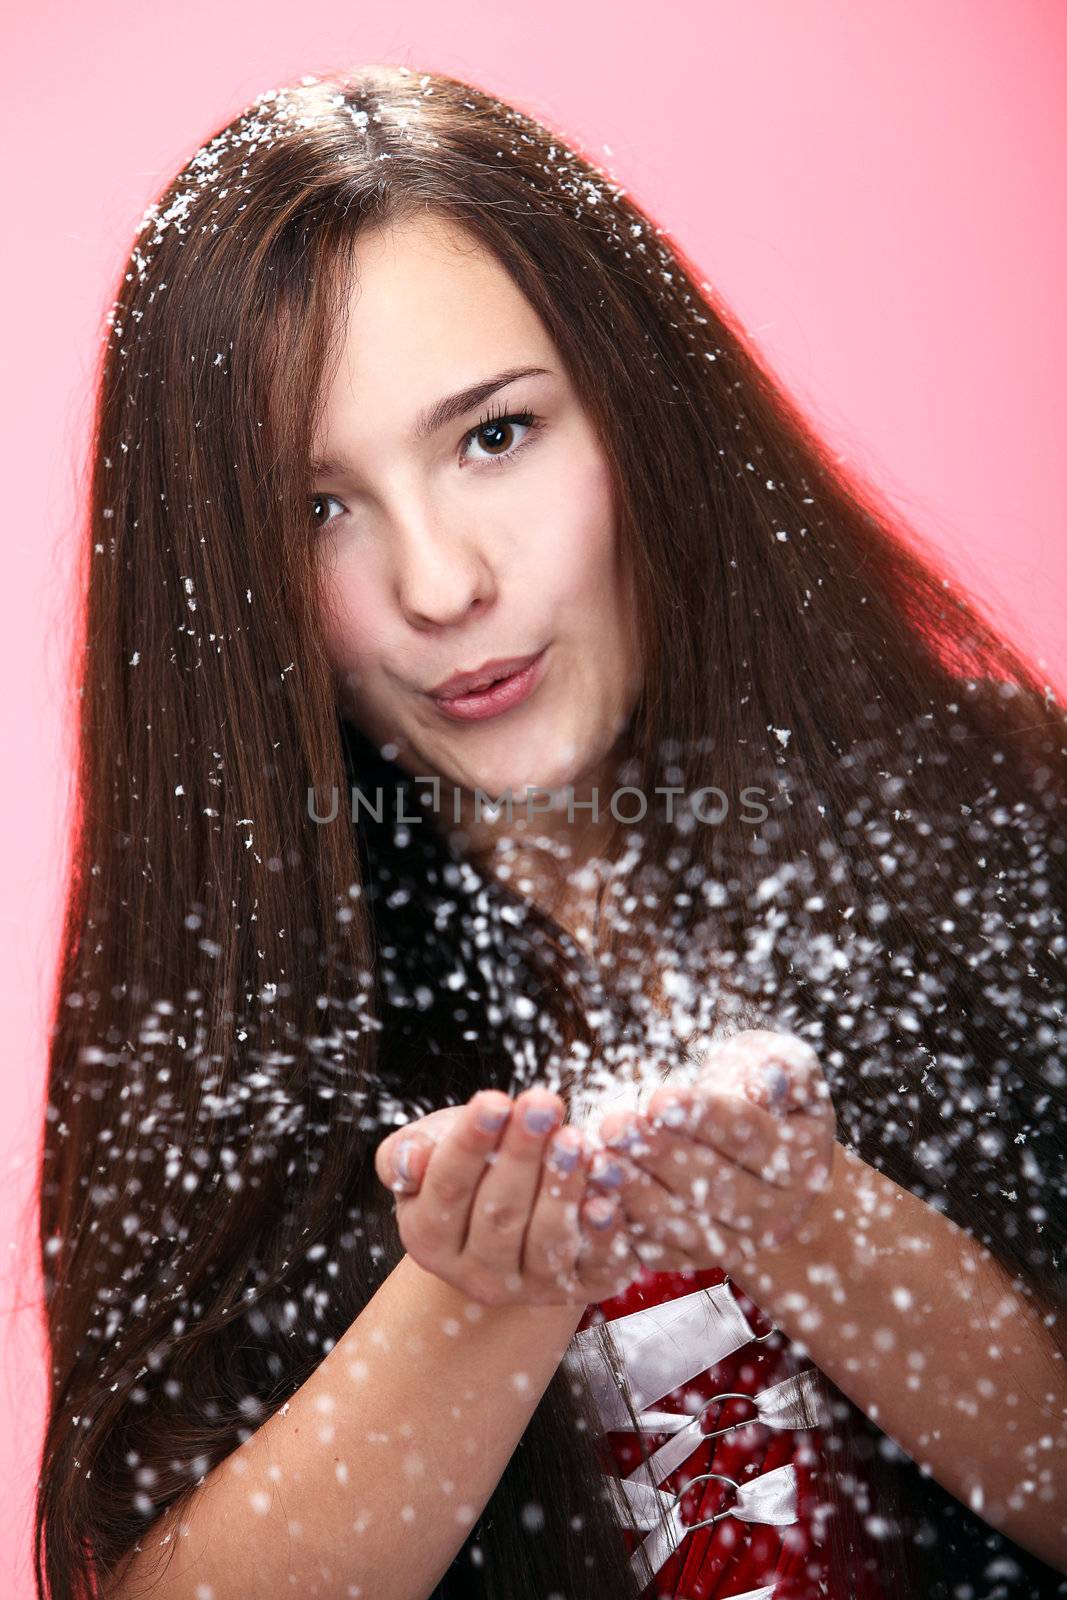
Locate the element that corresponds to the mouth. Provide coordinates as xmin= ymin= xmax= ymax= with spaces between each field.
xmin=428 ymin=650 xmax=546 ymax=702
xmin=426 ymin=647 xmax=549 ymax=723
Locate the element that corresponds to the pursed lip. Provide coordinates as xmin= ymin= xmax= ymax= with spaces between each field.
xmin=426 ymin=649 xmax=545 ymax=701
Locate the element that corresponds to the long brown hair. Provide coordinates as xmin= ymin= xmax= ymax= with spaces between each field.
xmin=34 ymin=63 xmax=1067 ymax=1598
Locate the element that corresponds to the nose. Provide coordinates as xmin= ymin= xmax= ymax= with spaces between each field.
xmin=390 ymin=500 xmax=496 ymax=630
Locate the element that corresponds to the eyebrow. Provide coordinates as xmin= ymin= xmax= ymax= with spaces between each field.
xmin=310 ymin=364 xmax=553 ymax=476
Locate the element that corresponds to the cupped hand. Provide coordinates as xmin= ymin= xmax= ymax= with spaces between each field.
xmin=373 ymin=1088 xmax=641 ymax=1306
xmin=585 ymin=1029 xmax=838 ymax=1274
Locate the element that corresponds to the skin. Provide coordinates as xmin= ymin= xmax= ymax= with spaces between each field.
xmin=312 ymin=212 xmax=835 ymax=1305
xmin=303 ymin=216 xmax=1062 ymax=1574
xmin=373 ymin=1031 xmax=838 ymax=1305
xmin=309 ymin=220 xmax=1067 ymax=1571
xmin=312 ymin=211 xmax=643 ymax=875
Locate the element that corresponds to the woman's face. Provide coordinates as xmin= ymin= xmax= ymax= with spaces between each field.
xmin=311 ymin=214 xmax=642 ymax=820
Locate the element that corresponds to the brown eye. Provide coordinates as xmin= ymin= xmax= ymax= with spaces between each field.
xmin=311 ymin=493 xmax=342 ymax=531
xmin=476 ymin=420 xmax=515 ymax=455
xmin=462 ymin=409 xmax=541 ymax=469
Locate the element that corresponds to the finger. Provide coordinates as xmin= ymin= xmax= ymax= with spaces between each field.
xmin=597 ymin=1109 xmax=723 ymax=1208
xmin=628 ymin=1211 xmax=747 ymax=1272
xmin=375 ymin=1131 xmax=434 ymax=1196
xmin=697 ymin=1029 xmax=828 ymax=1115
xmin=400 ymin=1091 xmax=514 ymax=1258
xmin=682 ymin=1146 xmax=784 ymax=1237
xmin=588 ymin=1142 xmax=706 ymax=1257
xmin=521 ymin=1126 xmax=589 ymax=1296
xmin=590 ymin=1131 xmax=761 ymax=1273
xmin=463 ymin=1088 xmax=564 ymax=1283
xmin=583 ymin=1158 xmax=745 ymax=1278
xmin=595 ymin=1113 xmax=786 ymax=1247
xmin=574 ymin=1193 xmax=642 ymax=1300
xmin=645 ymin=1087 xmax=826 ymax=1188
xmin=376 ymin=1103 xmax=467 ymax=1194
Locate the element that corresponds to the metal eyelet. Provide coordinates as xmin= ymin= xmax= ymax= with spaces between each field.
xmin=692 ymin=1389 xmax=762 ymax=1440
xmin=661 ymin=1469 xmax=740 ymax=1531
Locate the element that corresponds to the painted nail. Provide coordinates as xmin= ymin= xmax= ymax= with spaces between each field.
xmin=523 ymin=1103 xmax=560 ymax=1134
xmin=393 ymin=1140 xmax=419 ymax=1184
xmin=605 ymin=1121 xmax=651 ymax=1156
xmin=651 ymin=1093 xmax=689 ymax=1129
xmin=586 ymin=1197 xmax=617 ymax=1229
xmin=591 ymin=1153 xmax=627 ymax=1188
xmin=546 ymin=1136 xmax=581 ymax=1175
xmin=763 ymin=1064 xmax=790 ymax=1105
xmin=476 ymin=1101 xmax=511 ymax=1133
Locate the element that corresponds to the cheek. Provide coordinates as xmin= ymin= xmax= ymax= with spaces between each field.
xmin=316 ymin=557 xmax=382 ymax=680
xmin=528 ymin=451 xmax=619 ymax=600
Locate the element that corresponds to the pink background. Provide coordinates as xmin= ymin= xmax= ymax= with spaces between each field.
xmin=2 ymin=2 xmax=1065 ymax=1590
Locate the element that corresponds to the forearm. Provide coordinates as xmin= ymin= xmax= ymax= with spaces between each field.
xmin=105 ymin=1253 xmax=586 ymax=1600
xmin=729 ymin=1140 xmax=1067 ymax=1572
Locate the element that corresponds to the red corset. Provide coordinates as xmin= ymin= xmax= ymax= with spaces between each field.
xmin=570 ymin=1264 xmax=889 ymax=1600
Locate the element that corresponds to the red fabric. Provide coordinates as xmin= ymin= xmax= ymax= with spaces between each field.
xmin=577 ymin=1265 xmax=889 ymax=1600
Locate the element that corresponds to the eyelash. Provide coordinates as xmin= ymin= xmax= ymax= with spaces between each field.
xmin=310 ymin=399 xmax=543 ymax=532
xmin=462 ymin=398 xmax=542 ymax=470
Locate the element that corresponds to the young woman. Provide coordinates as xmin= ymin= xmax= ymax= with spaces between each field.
xmin=34 ymin=62 xmax=1066 ymax=1600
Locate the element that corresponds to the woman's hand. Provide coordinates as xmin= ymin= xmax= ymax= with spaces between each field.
xmin=586 ymin=1029 xmax=838 ymax=1275
xmin=373 ymin=1088 xmax=640 ymax=1307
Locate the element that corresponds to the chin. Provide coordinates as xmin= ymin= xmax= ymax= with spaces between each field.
xmin=450 ymin=744 xmax=587 ymax=810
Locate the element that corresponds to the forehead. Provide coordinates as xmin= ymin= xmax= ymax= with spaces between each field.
xmin=323 ymin=215 xmax=552 ymax=399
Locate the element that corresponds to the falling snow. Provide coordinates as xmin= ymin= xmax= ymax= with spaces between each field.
xmin=43 ymin=62 xmax=1067 ymax=1600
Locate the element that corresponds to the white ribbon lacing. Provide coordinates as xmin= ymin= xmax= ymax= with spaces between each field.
xmin=566 ymin=1278 xmax=825 ymax=1589
xmin=617 ymin=1461 xmax=801 ymax=1586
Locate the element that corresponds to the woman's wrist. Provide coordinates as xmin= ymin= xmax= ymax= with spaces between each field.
xmin=399 ymin=1251 xmax=591 ymax=1343
xmin=718 ymin=1134 xmax=851 ymax=1298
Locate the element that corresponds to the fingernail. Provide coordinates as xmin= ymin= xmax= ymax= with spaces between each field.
xmin=394 ymin=1140 xmax=419 ymax=1183
xmin=605 ymin=1121 xmax=650 ymax=1156
xmin=763 ymin=1064 xmax=789 ymax=1105
xmin=523 ymin=1103 xmax=560 ymax=1134
xmin=651 ymin=1093 xmax=689 ymax=1129
xmin=477 ymin=1101 xmax=511 ymax=1133
xmin=546 ymin=1136 xmax=581 ymax=1175
xmin=591 ymin=1153 xmax=627 ymax=1188
xmin=586 ymin=1197 xmax=617 ymax=1229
